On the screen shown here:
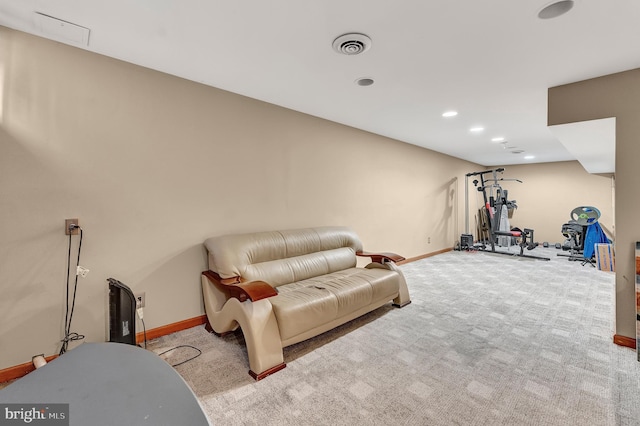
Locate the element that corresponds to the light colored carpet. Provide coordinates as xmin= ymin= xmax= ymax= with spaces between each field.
xmin=149 ymin=247 xmax=640 ymax=425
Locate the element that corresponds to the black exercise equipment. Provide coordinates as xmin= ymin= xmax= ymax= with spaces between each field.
xmin=557 ymin=206 xmax=602 ymax=266
xmin=460 ymin=234 xmax=474 ymax=250
xmin=542 ymin=241 xmax=562 ymax=248
xmin=463 ymin=168 xmax=549 ymax=260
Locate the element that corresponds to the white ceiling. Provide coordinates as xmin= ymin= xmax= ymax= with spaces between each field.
xmin=1 ymin=0 xmax=639 ymax=169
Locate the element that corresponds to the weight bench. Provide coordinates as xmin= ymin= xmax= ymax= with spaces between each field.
xmin=494 ymin=228 xmax=538 ymax=256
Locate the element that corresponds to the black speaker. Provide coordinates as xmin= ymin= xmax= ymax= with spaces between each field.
xmin=108 ymin=278 xmax=136 ymax=345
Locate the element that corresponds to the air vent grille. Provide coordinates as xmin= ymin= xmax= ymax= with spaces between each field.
xmin=332 ymin=33 xmax=371 ymax=55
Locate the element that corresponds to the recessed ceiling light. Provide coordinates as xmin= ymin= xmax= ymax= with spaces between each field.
xmin=491 ymin=137 xmax=505 ymax=143
xmin=511 ymin=149 xmax=525 ymax=154
xmin=524 ymin=155 xmax=535 ymax=160
xmin=355 ymin=77 xmax=374 ymax=86
xmin=442 ymin=111 xmax=458 ymax=118
xmin=469 ymin=127 xmax=484 ymax=133
xmin=538 ymin=0 xmax=574 ymax=19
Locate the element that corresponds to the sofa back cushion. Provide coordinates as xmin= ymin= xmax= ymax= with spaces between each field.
xmin=205 ymin=227 xmax=363 ymax=287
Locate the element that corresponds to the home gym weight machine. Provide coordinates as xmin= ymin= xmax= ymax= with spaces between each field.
xmin=558 ymin=206 xmax=606 ymax=266
xmin=461 ymin=168 xmax=550 ymax=260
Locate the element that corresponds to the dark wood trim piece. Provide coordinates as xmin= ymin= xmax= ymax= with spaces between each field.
xmin=202 ymin=270 xmax=277 ymax=302
xmin=356 ymin=251 xmax=406 ymax=264
xmin=613 ymin=334 xmax=637 ymax=349
xmin=398 ymin=247 xmax=453 ymax=265
xmin=0 ymin=354 xmax=58 ymax=384
xmin=136 ymin=314 xmax=207 ymax=344
xmin=220 ymin=276 xmax=242 ymax=285
xmin=397 ymin=247 xmax=453 ymax=265
xmin=249 ymin=363 xmax=286 ymax=381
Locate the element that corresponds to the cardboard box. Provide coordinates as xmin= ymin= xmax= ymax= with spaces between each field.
xmin=595 ymin=243 xmax=615 ymax=272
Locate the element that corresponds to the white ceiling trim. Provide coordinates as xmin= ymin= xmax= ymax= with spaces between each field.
xmin=548 ymin=117 xmax=616 ymax=174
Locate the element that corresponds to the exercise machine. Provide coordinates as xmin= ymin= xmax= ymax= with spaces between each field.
xmin=461 ymin=168 xmax=550 ymax=260
xmin=558 ymin=206 xmax=605 ymax=266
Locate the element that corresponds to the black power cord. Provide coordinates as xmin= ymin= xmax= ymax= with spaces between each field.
xmin=139 ymin=315 xmax=147 ymax=349
xmin=157 ymin=345 xmax=202 ymax=367
xmin=59 ymin=225 xmax=85 ymax=355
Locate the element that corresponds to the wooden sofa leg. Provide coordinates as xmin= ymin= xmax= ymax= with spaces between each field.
xmin=249 ymin=363 xmax=286 ymax=381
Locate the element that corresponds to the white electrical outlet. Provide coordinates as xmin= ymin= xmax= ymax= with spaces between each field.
xmin=76 ymin=266 xmax=90 ymax=277
xmin=135 ymin=292 xmax=146 ymax=308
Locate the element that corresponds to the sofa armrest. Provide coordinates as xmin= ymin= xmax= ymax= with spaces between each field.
xmin=356 ymin=251 xmax=405 ymax=264
xmin=202 ymin=270 xmax=278 ymax=302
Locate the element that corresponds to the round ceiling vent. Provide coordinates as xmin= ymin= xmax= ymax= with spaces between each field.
xmin=538 ymin=0 xmax=574 ymax=19
xmin=332 ymin=33 xmax=372 ymax=55
xmin=355 ymin=77 xmax=374 ymax=86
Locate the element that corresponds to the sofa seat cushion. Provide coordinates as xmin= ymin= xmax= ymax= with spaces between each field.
xmin=269 ymin=267 xmax=399 ymax=341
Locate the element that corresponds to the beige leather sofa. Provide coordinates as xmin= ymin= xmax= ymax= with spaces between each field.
xmin=201 ymin=226 xmax=411 ymax=380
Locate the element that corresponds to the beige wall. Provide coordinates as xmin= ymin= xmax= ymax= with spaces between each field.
xmin=0 ymin=28 xmax=476 ymax=369
xmin=477 ymin=162 xmax=614 ymax=244
xmin=549 ymin=68 xmax=640 ymax=340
